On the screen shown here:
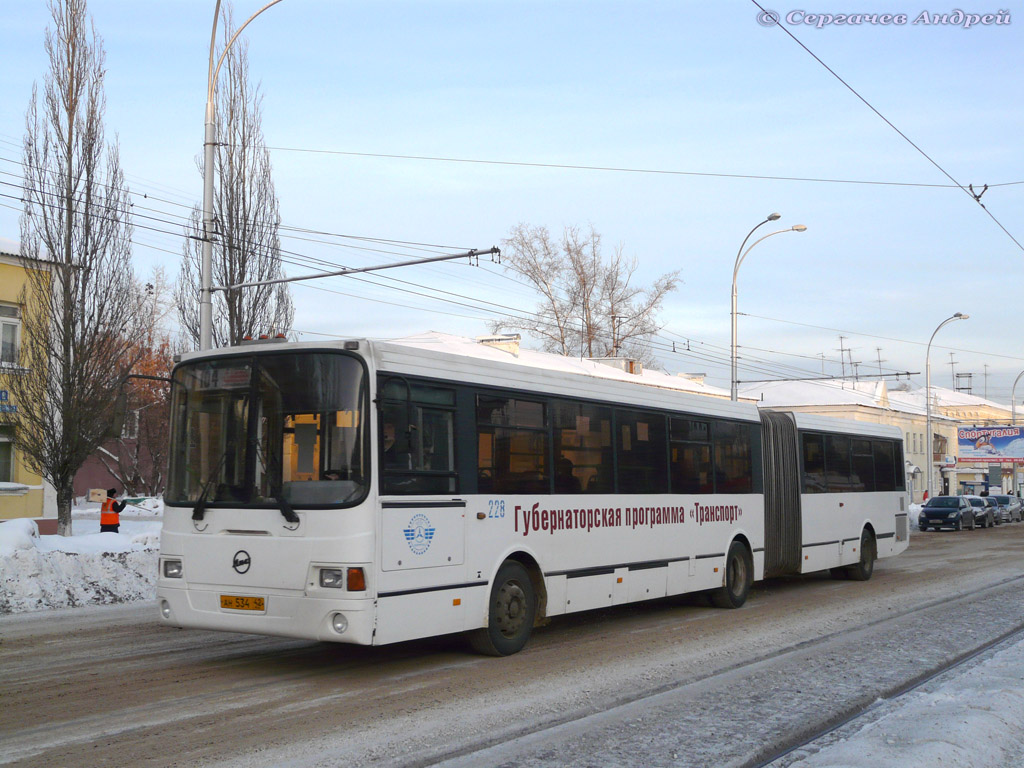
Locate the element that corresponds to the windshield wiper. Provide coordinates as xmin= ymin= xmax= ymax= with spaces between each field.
xmin=192 ymin=481 xmax=213 ymax=521
xmin=273 ymin=493 xmax=300 ymax=524
xmin=192 ymin=448 xmax=231 ymax=521
xmin=253 ymin=434 xmax=299 ymax=524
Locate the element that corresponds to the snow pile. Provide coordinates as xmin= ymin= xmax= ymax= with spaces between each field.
xmin=0 ymin=501 xmax=162 ymax=614
xmin=909 ymin=502 xmax=922 ymax=528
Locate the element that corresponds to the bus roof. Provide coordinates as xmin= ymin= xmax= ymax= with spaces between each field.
xmin=372 ymin=332 xmax=762 ymax=422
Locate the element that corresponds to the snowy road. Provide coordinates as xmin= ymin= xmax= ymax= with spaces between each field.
xmin=3 ymin=524 xmax=1024 ymax=767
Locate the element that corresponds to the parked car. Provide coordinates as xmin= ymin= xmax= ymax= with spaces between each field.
xmin=965 ymin=495 xmax=996 ymax=528
xmin=984 ymin=495 xmax=1003 ymax=524
xmin=992 ymin=495 xmax=1022 ymax=523
xmin=919 ymin=495 xmax=976 ymax=531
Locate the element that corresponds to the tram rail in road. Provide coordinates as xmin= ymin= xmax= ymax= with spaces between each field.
xmin=755 ymin=616 xmax=1024 ymax=767
xmin=424 ymin=574 xmax=1024 ymax=768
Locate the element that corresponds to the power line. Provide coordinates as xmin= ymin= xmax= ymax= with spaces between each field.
xmin=0 ymin=152 xmax=476 ymax=257
xmin=253 ymin=143 xmax=1024 ymax=191
xmin=741 ymin=311 xmax=1024 ymax=364
xmin=751 ymin=0 xmax=1024 ymax=254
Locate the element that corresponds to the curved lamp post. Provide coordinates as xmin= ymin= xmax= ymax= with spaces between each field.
xmin=925 ymin=312 xmax=969 ymax=499
xmin=730 ymin=217 xmax=807 ymax=400
xmin=1012 ymin=369 xmax=1024 ymax=425
xmin=1011 ymin=369 xmax=1024 ymax=495
xmin=200 ymin=0 xmax=286 ymax=350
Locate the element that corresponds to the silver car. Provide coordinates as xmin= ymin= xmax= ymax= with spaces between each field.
xmin=992 ymin=495 xmax=1022 ymax=523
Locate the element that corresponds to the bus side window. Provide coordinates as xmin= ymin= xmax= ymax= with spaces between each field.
xmin=671 ymin=417 xmax=712 ymax=494
xmin=802 ymin=433 xmax=826 ymax=493
xmin=825 ymin=434 xmax=853 ymax=492
xmin=713 ymin=420 xmax=754 ymax=494
xmin=552 ymin=400 xmax=612 ymax=494
xmin=873 ymin=440 xmax=896 ymax=491
xmin=476 ymin=395 xmax=548 ymax=494
xmin=851 ymin=439 xmax=873 ymax=492
xmin=380 ymin=381 xmax=457 ymax=495
xmin=616 ymin=410 xmax=667 ymax=494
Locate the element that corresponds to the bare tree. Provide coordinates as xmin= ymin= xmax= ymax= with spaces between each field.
xmin=11 ymin=0 xmax=143 ymax=535
xmin=176 ymin=4 xmax=293 ymax=348
xmin=95 ymin=268 xmax=177 ymax=496
xmin=491 ymin=224 xmax=679 ymax=364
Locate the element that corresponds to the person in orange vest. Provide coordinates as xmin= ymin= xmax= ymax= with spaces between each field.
xmin=100 ymin=488 xmax=126 ymax=533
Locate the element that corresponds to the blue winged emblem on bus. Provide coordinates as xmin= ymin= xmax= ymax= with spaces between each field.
xmin=404 ymin=514 xmax=435 ymax=555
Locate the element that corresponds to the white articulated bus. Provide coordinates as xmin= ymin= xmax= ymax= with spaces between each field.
xmin=157 ymin=333 xmax=909 ymax=655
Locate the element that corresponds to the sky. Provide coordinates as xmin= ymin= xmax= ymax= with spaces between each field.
xmin=1 ymin=1 xmax=1022 ymax=400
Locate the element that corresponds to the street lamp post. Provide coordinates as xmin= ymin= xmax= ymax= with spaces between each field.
xmin=925 ymin=312 xmax=969 ymax=499
xmin=200 ymin=0 xmax=286 ymax=350
xmin=1011 ymin=369 xmax=1024 ymax=495
xmin=730 ymin=216 xmax=807 ymax=401
xmin=1012 ymin=369 xmax=1024 ymax=425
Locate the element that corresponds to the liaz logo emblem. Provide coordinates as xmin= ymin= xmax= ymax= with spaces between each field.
xmin=232 ymin=550 xmax=251 ymax=574
xmin=403 ymin=514 xmax=435 ymax=555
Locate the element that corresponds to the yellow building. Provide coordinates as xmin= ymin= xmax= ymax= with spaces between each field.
xmin=895 ymin=386 xmax=1018 ymax=495
xmin=0 ymin=238 xmax=55 ymax=526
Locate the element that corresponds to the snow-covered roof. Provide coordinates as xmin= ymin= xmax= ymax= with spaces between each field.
xmin=0 ymin=236 xmax=20 ymax=258
xmin=739 ymin=378 xmax=890 ymax=409
xmin=738 ymin=377 xmax=963 ymax=421
xmin=887 ymin=385 xmax=1012 ymax=415
xmin=382 ymin=331 xmax=740 ymax=400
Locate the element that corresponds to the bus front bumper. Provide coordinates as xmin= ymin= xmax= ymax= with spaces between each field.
xmin=157 ymin=585 xmax=375 ymax=645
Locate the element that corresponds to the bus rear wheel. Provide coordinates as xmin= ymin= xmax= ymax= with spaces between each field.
xmin=468 ymin=560 xmax=536 ymax=656
xmin=710 ymin=541 xmax=753 ymax=609
xmin=845 ymin=529 xmax=876 ymax=581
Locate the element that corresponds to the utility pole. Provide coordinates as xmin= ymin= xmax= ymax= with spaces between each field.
xmin=611 ymin=314 xmax=630 ymax=358
xmin=876 ymin=347 xmax=886 ymax=376
xmin=847 ymin=347 xmax=861 ymax=382
xmin=948 ymin=353 xmax=957 ymax=388
xmin=836 ymin=336 xmax=848 ymax=379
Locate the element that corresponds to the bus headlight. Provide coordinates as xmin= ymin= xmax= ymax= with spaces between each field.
xmin=160 ymin=600 xmax=172 ymax=619
xmin=319 ymin=568 xmax=345 ymax=588
xmin=163 ymin=559 xmax=183 ymax=578
xmin=331 ymin=613 xmax=348 ymax=634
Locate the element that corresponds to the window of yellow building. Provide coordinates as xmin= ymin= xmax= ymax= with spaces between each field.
xmin=0 ymin=303 xmax=20 ymax=365
xmin=0 ymin=425 xmax=12 ymax=482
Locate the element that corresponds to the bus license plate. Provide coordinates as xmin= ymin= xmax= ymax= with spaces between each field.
xmin=220 ymin=595 xmax=265 ymax=611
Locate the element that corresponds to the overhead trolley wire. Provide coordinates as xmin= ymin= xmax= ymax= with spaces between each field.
xmin=254 ymin=143 xmax=1024 ymax=191
xmin=750 ymin=0 xmax=1024 ymax=254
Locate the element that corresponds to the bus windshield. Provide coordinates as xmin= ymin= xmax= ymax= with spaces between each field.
xmin=166 ymin=351 xmax=368 ymax=508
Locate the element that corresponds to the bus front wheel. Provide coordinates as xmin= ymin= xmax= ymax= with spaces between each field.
xmin=469 ymin=560 xmax=537 ymax=656
xmin=710 ymin=541 xmax=753 ymax=609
